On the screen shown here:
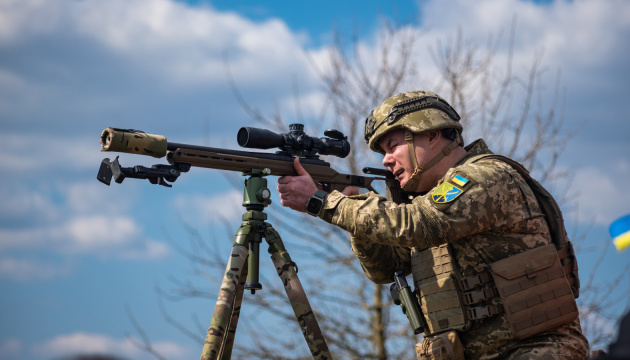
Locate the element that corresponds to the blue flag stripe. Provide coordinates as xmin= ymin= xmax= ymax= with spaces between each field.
xmin=610 ymin=214 xmax=630 ymax=238
xmin=454 ymin=174 xmax=468 ymax=185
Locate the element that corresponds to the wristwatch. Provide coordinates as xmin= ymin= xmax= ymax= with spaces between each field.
xmin=306 ymin=190 xmax=328 ymax=217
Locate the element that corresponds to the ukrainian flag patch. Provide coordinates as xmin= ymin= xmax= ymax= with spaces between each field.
xmin=451 ymin=174 xmax=469 ymax=187
xmin=432 ymin=182 xmax=463 ymax=203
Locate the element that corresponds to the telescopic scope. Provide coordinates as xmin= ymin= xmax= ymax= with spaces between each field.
xmin=237 ymin=123 xmax=350 ymax=158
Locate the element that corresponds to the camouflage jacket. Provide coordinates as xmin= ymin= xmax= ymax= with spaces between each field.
xmin=319 ymin=139 xmax=588 ymax=359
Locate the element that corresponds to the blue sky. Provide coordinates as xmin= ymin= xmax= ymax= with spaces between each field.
xmin=1 ymin=0 xmax=629 ymax=359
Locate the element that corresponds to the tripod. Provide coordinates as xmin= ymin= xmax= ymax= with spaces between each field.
xmin=200 ymin=169 xmax=333 ymax=360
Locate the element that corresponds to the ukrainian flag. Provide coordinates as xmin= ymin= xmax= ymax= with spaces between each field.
xmin=610 ymin=214 xmax=630 ymax=252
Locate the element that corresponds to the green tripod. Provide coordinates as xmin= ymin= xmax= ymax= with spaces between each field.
xmin=200 ymin=169 xmax=332 ymax=360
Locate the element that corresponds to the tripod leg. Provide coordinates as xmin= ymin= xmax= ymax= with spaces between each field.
xmin=201 ymin=244 xmax=249 ymax=360
xmin=221 ymin=253 xmax=248 ymax=360
xmin=264 ymin=226 xmax=333 ymax=360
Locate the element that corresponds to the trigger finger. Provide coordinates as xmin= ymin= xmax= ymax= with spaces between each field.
xmin=277 ymin=176 xmax=290 ymax=184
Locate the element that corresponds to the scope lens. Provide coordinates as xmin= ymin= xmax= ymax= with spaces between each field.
xmin=237 ymin=127 xmax=250 ymax=147
xmin=318 ymin=138 xmax=350 ymax=158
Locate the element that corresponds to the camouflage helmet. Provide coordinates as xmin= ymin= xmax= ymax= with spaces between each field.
xmin=364 ymin=90 xmax=462 ymax=154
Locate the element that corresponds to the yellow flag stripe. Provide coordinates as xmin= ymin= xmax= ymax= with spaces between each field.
xmin=452 ymin=177 xmax=466 ymax=187
xmin=613 ymin=230 xmax=630 ymax=252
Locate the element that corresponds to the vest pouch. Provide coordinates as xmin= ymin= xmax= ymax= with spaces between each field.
xmin=416 ymin=331 xmax=465 ymax=360
xmin=466 ymin=154 xmax=582 ymax=299
xmin=412 ymin=245 xmax=469 ymax=336
xmin=489 ymin=244 xmax=578 ymax=339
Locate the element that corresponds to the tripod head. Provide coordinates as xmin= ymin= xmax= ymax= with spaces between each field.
xmin=242 ymin=169 xmax=272 ymax=210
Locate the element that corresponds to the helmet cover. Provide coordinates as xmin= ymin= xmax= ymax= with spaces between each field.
xmin=365 ymin=90 xmax=462 ymax=154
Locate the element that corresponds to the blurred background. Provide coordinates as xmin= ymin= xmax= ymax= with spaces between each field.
xmin=1 ymin=0 xmax=629 ymax=359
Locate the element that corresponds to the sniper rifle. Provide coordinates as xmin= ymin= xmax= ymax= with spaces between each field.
xmin=97 ymin=123 xmax=399 ymax=196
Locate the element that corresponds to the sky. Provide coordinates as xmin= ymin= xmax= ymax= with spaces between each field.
xmin=1 ymin=0 xmax=630 ymax=359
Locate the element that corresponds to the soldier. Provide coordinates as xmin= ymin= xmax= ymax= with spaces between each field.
xmin=278 ymin=90 xmax=589 ymax=359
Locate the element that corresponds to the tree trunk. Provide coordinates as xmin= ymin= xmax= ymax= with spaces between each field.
xmin=372 ymin=283 xmax=387 ymax=360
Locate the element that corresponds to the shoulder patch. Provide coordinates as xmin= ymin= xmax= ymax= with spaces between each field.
xmin=431 ymin=182 xmax=463 ymax=203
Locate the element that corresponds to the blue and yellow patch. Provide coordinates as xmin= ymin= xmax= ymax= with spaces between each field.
xmin=451 ymin=174 xmax=469 ymax=187
xmin=432 ymin=181 xmax=463 ymax=203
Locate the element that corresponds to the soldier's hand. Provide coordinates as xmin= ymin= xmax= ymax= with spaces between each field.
xmin=277 ymin=157 xmax=319 ymax=212
xmin=342 ymin=186 xmax=359 ymax=196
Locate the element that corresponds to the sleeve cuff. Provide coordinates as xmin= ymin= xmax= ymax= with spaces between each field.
xmin=318 ymin=190 xmax=347 ymax=223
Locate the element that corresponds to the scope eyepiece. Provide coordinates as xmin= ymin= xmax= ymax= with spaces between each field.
xmin=316 ymin=137 xmax=350 ymax=158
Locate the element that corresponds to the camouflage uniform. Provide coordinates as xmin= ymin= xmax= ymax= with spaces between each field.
xmin=318 ymin=139 xmax=589 ymax=359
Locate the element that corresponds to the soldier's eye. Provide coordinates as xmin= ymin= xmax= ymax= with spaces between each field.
xmin=385 ymin=143 xmax=397 ymax=152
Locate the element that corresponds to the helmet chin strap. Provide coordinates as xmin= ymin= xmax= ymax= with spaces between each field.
xmin=401 ymin=130 xmax=462 ymax=192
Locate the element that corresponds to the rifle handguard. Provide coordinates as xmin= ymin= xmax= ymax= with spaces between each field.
xmin=100 ymin=128 xmax=168 ymax=158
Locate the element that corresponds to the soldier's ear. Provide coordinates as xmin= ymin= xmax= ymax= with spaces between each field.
xmin=427 ymin=130 xmax=441 ymax=143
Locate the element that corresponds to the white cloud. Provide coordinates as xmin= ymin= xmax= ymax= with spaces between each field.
xmin=571 ymin=159 xmax=630 ymax=226
xmin=0 ymin=339 xmax=21 ymax=359
xmin=0 ymin=215 xmax=167 ymax=259
xmin=0 ymin=177 xmax=168 ymax=263
xmin=0 ymin=133 xmax=106 ymax=173
xmin=0 ymin=226 xmax=65 ymax=252
xmin=0 ymin=145 xmax=175 ymax=258
xmin=579 ymin=305 xmax=619 ymax=349
xmin=0 ymin=185 xmax=59 ymax=226
xmin=417 ymin=0 xmax=630 ymax=96
xmin=420 ymin=0 xmax=628 ymax=56
xmin=0 ymin=0 xmax=56 ymax=44
xmin=173 ymin=188 xmax=244 ymax=225
xmin=64 ymin=181 xmax=132 ymax=214
xmin=0 ymin=257 xmax=71 ymax=281
xmin=35 ymin=332 xmax=192 ymax=360
xmin=65 ymin=215 xmax=140 ymax=250
xmin=0 ymin=0 xmax=316 ymax=89
xmin=120 ymin=240 xmax=169 ymax=259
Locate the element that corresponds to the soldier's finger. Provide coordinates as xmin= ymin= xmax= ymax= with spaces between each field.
xmin=277 ymin=183 xmax=290 ymax=193
xmin=277 ymin=176 xmax=292 ymax=184
xmin=293 ymin=157 xmax=309 ymax=177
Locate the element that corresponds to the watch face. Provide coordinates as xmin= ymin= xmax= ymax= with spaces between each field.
xmin=307 ymin=197 xmax=323 ymax=215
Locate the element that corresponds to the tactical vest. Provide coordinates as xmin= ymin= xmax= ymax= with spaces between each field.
xmin=411 ymin=154 xmax=580 ymax=339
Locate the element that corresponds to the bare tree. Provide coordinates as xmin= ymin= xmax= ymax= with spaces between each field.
xmin=137 ymin=16 xmax=628 ymax=360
